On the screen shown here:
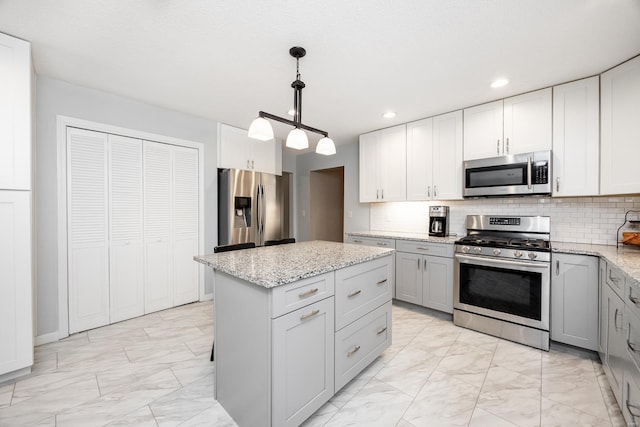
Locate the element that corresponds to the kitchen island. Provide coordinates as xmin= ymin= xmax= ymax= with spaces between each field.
xmin=194 ymin=240 xmax=394 ymax=427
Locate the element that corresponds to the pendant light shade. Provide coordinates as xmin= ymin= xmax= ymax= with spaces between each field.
xmin=315 ymin=137 xmax=336 ymax=155
xmin=247 ymin=47 xmax=335 ymax=155
xmin=248 ymin=117 xmax=274 ymax=141
xmin=286 ymin=128 xmax=309 ymax=150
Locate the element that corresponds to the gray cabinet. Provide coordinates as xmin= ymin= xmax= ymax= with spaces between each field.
xmin=550 ymin=253 xmax=598 ymax=350
xmin=395 ymin=240 xmax=454 ymax=313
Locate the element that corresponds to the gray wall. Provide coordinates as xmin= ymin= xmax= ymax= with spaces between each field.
xmin=35 ymin=76 xmax=219 ymax=337
xmin=295 ymin=141 xmax=370 ymax=241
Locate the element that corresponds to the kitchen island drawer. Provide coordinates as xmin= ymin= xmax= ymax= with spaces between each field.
xmin=271 ymin=272 xmax=335 ymax=318
xmin=607 ymin=261 xmax=627 ymax=299
xmin=345 ymin=235 xmax=396 ymax=249
xmin=396 ymin=240 xmax=453 ymax=257
xmin=335 ymin=301 xmax=391 ymax=391
xmin=335 ymin=256 xmax=393 ymax=330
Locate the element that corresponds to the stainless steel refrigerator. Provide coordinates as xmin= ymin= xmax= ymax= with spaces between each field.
xmin=218 ymin=168 xmax=292 ymax=246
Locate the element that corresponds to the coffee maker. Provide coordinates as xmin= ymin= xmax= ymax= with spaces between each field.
xmin=429 ymin=206 xmax=449 ymax=237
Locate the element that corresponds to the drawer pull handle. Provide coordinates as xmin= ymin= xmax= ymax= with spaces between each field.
xmin=348 ymin=289 xmax=362 ymax=298
xmin=347 ymin=345 xmax=361 ymax=357
xmin=376 ymin=242 xmax=388 ymax=246
xmin=377 ymin=327 xmax=387 ymax=335
xmin=626 ymin=400 xmax=640 ymax=418
xmin=630 ymin=294 xmax=640 ymax=305
xmin=416 ymin=247 xmax=429 ymax=251
xmin=298 ymin=288 xmax=319 ymax=298
xmin=614 ymin=308 xmax=622 ymax=330
xmin=377 ymin=279 xmax=388 ymax=285
xmin=300 ymin=309 xmax=320 ymax=320
xmin=353 ymin=239 xmax=363 ymax=243
xmin=628 ymin=340 xmax=640 ymax=353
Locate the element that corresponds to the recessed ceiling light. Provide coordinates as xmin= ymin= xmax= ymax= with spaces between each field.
xmin=382 ymin=111 xmax=396 ymax=119
xmin=490 ymin=78 xmax=509 ymax=88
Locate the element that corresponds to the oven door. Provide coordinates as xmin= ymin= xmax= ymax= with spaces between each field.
xmin=454 ymin=253 xmax=550 ymax=331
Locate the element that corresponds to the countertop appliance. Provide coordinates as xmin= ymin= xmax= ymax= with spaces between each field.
xmin=453 ymin=215 xmax=551 ymax=350
xmin=218 ymin=168 xmax=291 ymax=247
xmin=463 ymin=150 xmax=551 ymax=198
xmin=428 ymin=206 xmax=449 ymax=237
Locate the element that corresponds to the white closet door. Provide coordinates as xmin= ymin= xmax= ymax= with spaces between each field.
xmin=172 ymin=146 xmax=199 ymax=306
xmin=67 ymin=128 xmax=110 ymax=333
xmin=109 ymin=135 xmax=144 ymax=323
xmin=144 ymin=141 xmax=174 ymax=313
xmin=0 ymin=191 xmax=33 ymax=374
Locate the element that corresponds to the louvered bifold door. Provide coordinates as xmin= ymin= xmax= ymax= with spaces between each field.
xmin=172 ymin=146 xmax=199 ymax=306
xmin=108 ymin=135 xmax=144 ymax=322
xmin=67 ymin=128 xmax=110 ymax=333
xmin=143 ymin=141 xmax=174 ymax=313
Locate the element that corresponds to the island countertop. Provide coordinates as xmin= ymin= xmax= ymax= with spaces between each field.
xmin=194 ymin=240 xmax=394 ymax=288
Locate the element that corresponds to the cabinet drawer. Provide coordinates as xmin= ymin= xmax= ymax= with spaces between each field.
xmin=335 ymin=301 xmax=391 ymax=391
xmin=271 ymin=272 xmax=335 ymax=318
xmin=623 ymin=370 xmax=640 ymax=427
xmin=345 ymin=235 xmax=396 ymax=249
xmin=607 ymin=262 xmax=627 ymax=299
xmin=395 ymin=240 xmax=453 ymax=257
xmin=335 ymin=256 xmax=393 ymax=330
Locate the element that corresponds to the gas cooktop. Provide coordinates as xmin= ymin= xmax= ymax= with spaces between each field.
xmin=456 ymin=235 xmax=551 ymax=251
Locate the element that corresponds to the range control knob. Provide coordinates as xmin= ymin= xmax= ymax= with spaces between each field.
xmin=514 ymin=250 xmax=523 ymax=258
xmin=528 ymin=252 xmax=538 ymax=260
xmin=493 ymin=248 xmax=502 ymax=255
xmin=461 ymin=246 xmax=470 ymax=253
xmin=473 ymin=247 xmax=482 ymax=254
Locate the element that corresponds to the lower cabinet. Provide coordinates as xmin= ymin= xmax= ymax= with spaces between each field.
xmin=550 ymin=253 xmax=598 ymax=350
xmin=395 ymin=241 xmax=454 ymax=313
xmin=344 ymin=235 xmax=396 ymax=249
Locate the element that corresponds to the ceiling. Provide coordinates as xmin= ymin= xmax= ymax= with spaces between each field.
xmin=1 ymin=0 xmax=640 ymax=151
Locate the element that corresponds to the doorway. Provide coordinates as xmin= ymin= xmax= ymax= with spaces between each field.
xmin=310 ymin=167 xmax=344 ymax=242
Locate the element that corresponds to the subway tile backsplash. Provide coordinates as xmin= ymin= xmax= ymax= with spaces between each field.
xmin=370 ymin=196 xmax=640 ymax=245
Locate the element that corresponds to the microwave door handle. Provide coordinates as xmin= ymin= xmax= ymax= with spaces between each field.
xmin=527 ymin=156 xmax=532 ymax=189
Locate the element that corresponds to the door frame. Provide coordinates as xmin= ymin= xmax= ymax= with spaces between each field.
xmin=56 ymin=115 xmax=205 ymax=339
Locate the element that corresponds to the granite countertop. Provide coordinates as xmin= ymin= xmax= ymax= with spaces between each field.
xmin=552 ymin=241 xmax=640 ymax=287
xmin=346 ymin=230 xmax=460 ymax=244
xmin=194 ymin=240 xmax=394 ymax=288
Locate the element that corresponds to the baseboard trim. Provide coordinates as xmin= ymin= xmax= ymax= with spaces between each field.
xmin=201 ymin=293 xmax=214 ymax=301
xmin=34 ymin=331 xmax=59 ymax=346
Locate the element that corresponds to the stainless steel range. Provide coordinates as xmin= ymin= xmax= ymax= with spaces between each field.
xmin=453 ymin=215 xmax=551 ymax=350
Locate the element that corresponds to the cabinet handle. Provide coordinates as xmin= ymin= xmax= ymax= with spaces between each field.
xmin=609 ymin=271 xmax=620 ymax=283
xmin=347 ymin=345 xmax=361 ymax=357
xmin=628 ymin=339 xmax=640 ymax=353
xmin=376 ymin=242 xmax=388 ymax=246
xmin=417 ymin=259 xmax=420 ymax=270
xmin=251 ymin=160 xmax=254 ymax=169
xmin=427 ymin=186 xmax=431 ymax=198
xmin=434 ymin=185 xmax=437 ymax=198
xmin=506 ymin=138 xmax=509 ymax=154
xmin=377 ymin=278 xmax=388 ymax=285
xmin=348 ymin=289 xmax=362 ymax=298
xmin=626 ymin=398 xmax=640 ymax=419
xmin=376 ymin=189 xmax=379 ymax=200
xmin=300 ymin=309 xmax=320 ymax=320
xmin=497 ymin=139 xmax=500 ymax=155
xmin=353 ymin=239 xmax=363 ymax=243
xmin=298 ymin=288 xmax=319 ymax=298
xmin=381 ymin=189 xmax=384 ymax=199
xmin=424 ymin=258 xmax=427 ymax=270
xmin=377 ymin=327 xmax=387 ymax=335
xmin=630 ymin=293 xmax=640 ymax=306
xmin=556 ymin=177 xmax=560 ymax=192
xmin=247 ymin=160 xmax=250 ymax=169
xmin=556 ymin=260 xmax=559 ymax=276
xmin=614 ymin=308 xmax=621 ymax=330
xmin=416 ymin=247 xmax=429 ymax=251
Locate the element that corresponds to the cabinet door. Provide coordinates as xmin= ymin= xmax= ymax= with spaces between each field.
xmin=359 ymin=131 xmax=380 ymax=202
xmin=0 ymin=34 xmax=31 ymax=190
xmin=108 ymin=135 xmax=144 ymax=323
xmin=463 ymin=100 xmax=503 ymax=160
xmin=379 ymin=125 xmax=407 ymax=202
xmin=423 ymin=255 xmax=453 ymax=313
xmin=606 ymin=284 xmax=626 ymax=404
xmin=432 ymin=110 xmax=463 ymax=200
xmin=217 ymin=123 xmax=250 ymax=171
xmin=272 ymin=297 xmax=334 ymax=427
xmin=67 ymin=128 xmax=110 ymax=333
xmin=601 ymin=56 xmax=640 ymax=195
xmin=550 ymin=253 xmax=598 ymax=350
xmin=144 ymin=141 xmax=174 ymax=313
xmin=172 ymin=146 xmax=199 ymax=306
xmin=552 ymin=77 xmax=600 ymax=196
xmin=503 ymin=88 xmax=552 ymax=155
xmin=395 ymin=252 xmax=423 ymax=305
xmin=0 ymin=191 xmax=33 ymax=375
xmin=251 ymin=138 xmax=281 ymax=175
xmin=406 ymin=118 xmax=433 ymax=201
xmin=599 ymin=260 xmax=607 ymax=359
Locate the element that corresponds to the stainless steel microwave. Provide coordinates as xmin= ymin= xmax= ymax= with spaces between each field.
xmin=463 ymin=150 xmax=551 ymax=197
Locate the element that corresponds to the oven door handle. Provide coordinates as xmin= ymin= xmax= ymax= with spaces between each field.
xmin=455 ymin=253 xmax=549 ymax=269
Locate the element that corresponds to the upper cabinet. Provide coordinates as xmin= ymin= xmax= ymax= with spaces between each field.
xmin=463 ymin=88 xmax=552 ymax=160
xmin=217 ymin=123 xmax=282 ymax=175
xmin=552 ymin=76 xmax=600 ymax=197
xmin=601 ymin=55 xmax=640 ymax=195
xmin=359 ymin=125 xmax=406 ymax=203
xmin=0 ymin=33 xmax=32 ymax=190
xmin=407 ymin=110 xmax=463 ymax=201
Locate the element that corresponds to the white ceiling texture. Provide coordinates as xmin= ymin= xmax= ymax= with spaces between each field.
xmin=1 ymin=0 xmax=640 ymax=150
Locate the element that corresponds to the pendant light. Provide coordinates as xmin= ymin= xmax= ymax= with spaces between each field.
xmin=248 ymin=46 xmax=336 ymax=155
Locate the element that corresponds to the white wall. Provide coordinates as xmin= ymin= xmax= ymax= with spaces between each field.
xmin=371 ymin=196 xmax=640 ymax=245
xmin=296 ymin=141 xmax=369 ymax=241
xmin=35 ymin=76 xmax=219 ymax=337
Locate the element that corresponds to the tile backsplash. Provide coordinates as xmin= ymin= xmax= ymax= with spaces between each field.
xmin=370 ymin=196 xmax=640 ymax=245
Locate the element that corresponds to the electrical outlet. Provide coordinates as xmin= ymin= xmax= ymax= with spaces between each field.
xmin=347 ymin=210 xmax=353 ymax=218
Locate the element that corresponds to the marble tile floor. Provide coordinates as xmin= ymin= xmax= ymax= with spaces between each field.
xmin=0 ymin=300 xmax=626 ymax=426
